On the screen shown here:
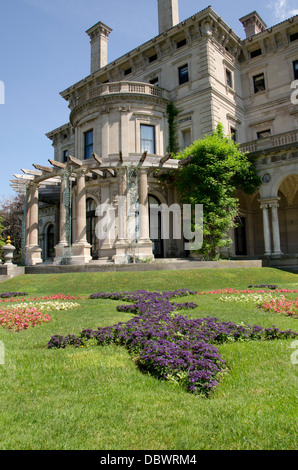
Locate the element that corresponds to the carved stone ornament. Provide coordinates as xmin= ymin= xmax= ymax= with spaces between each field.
xmin=262 ymin=173 xmax=272 ymax=184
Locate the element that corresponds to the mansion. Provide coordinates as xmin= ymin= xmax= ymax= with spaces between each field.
xmin=11 ymin=0 xmax=298 ymax=267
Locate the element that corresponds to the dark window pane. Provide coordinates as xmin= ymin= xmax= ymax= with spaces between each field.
xmin=84 ymin=130 xmax=93 ymax=159
xmin=257 ymin=129 xmax=271 ymax=139
xmin=177 ymin=39 xmax=187 ymax=49
xmin=148 ymin=54 xmax=157 ymax=63
xmin=178 ymin=64 xmax=189 ymax=85
xmin=226 ymin=69 xmax=233 ymax=88
xmin=253 ymin=73 xmax=265 ymax=93
xmin=251 ymin=48 xmax=262 ymax=58
xmin=293 ymin=60 xmax=298 ymax=80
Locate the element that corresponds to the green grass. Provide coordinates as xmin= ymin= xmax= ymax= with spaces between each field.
xmin=0 ymin=267 xmax=297 ymax=450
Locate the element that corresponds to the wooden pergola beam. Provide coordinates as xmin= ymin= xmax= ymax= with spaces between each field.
xmin=160 ymin=153 xmax=172 ymax=165
xmin=67 ymin=155 xmax=83 ymax=166
xmin=178 ymin=155 xmax=194 ymax=166
xmin=92 ymin=152 xmax=103 ymax=166
xmin=48 ymin=159 xmax=66 ymax=169
xmin=33 ymin=164 xmax=54 ymax=173
xmin=22 ymin=168 xmax=43 ymax=176
xmin=13 ymin=174 xmax=35 ymax=180
xmin=140 ymin=151 xmax=147 ymax=164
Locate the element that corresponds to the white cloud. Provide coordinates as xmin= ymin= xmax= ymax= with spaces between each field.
xmin=268 ymin=0 xmax=298 ymax=21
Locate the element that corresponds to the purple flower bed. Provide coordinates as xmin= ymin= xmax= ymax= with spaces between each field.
xmin=47 ymin=289 xmax=298 ymax=397
xmin=0 ymin=292 xmax=28 ymax=298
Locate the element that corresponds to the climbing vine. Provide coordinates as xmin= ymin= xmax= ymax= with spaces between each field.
xmin=166 ymin=102 xmax=179 ymax=155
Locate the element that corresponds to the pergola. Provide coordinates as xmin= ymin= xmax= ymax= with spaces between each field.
xmin=11 ymin=152 xmax=189 ymax=265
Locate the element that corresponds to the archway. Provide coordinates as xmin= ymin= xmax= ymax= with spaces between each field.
xmin=46 ymin=224 xmax=55 ymax=260
xmin=277 ymin=175 xmax=298 ymax=254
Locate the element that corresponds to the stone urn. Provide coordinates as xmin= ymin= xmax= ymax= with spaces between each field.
xmin=2 ymin=237 xmax=16 ymax=265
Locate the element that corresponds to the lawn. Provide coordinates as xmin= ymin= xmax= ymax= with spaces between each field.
xmin=0 ymin=267 xmax=297 ymax=450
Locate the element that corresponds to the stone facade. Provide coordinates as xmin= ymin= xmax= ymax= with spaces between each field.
xmin=11 ymin=1 xmax=298 ymax=267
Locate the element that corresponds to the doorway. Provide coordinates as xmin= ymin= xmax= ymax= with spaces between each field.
xmin=235 ymin=216 xmax=247 ymax=255
xmin=148 ymin=194 xmax=164 ymax=258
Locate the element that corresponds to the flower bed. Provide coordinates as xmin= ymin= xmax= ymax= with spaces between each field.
xmin=47 ymin=289 xmax=297 ymax=397
xmin=219 ymin=292 xmax=286 ymax=304
xmin=0 ymin=294 xmax=81 ymax=331
xmin=262 ymin=298 xmax=298 ymax=318
xmin=0 ymin=292 xmax=28 ymax=298
xmin=0 ymin=306 xmax=51 ymax=331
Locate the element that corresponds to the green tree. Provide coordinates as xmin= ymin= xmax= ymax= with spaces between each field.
xmin=170 ymin=123 xmax=261 ymax=259
xmin=0 ymin=194 xmax=24 ymax=264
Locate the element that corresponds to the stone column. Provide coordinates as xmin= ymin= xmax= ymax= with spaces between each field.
xmin=54 ymin=176 xmax=68 ymax=265
xmin=59 ymin=176 xmax=68 ymax=246
xmin=260 ymin=202 xmax=271 ymax=256
xmin=117 ymin=169 xmax=127 ymax=241
xmin=25 ymin=183 xmax=42 ymax=265
xmin=138 ymin=169 xmax=150 ymax=240
xmin=75 ymin=170 xmax=88 ymax=244
xmin=70 ymin=170 xmax=91 ymax=265
xmin=25 ymin=187 xmax=31 ymax=249
xmin=137 ymin=168 xmax=153 ymax=261
xmin=114 ymin=168 xmax=128 ymax=263
xmin=270 ymin=200 xmax=282 ymax=255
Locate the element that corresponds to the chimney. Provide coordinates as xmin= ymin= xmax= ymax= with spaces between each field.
xmin=158 ymin=0 xmax=179 ymax=34
xmin=239 ymin=11 xmax=267 ymax=38
xmin=86 ymin=21 xmax=112 ymax=74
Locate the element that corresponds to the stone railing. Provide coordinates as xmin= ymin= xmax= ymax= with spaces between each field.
xmin=240 ymin=129 xmax=298 ymax=154
xmin=76 ymin=81 xmax=166 ymax=106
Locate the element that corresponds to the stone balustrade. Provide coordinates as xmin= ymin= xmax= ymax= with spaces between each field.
xmin=240 ymin=129 xmax=298 ymax=155
xmin=76 ymin=81 xmax=166 ymax=107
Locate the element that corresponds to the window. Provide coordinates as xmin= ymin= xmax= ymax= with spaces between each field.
xmin=181 ymin=129 xmax=191 ymax=149
xmin=293 ymin=60 xmax=298 ymax=80
xmin=84 ymin=130 xmax=93 ymax=159
xmin=253 ymin=73 xmax=266 ymax=93
xmin=290 ymin=32 xmax=298 ymax=42
xmin=63 ymin=149 xmax=68 ymax=162
xmin=178 ymin=64 xmax=189 ymax=85
xmin=226 ymin=69 xmax=233 ymax=88
xmin=231 ymin=128 xmax=237 ymax=142
xmin=177 ymin=39 xmax=187 ymax=49
xmin=140 ymin=124 xmax=155 ymax=154
xmin=250 ymin=48 xmax=262 ymax=58
xmin=148 ymin=54 xmax=158 ymax=63
xmin=257 ymin=129 xmax=271 ymax=139
xmin=124 ymin=67 xmax=132 ymax=76
xmin=149 ymin=77 xmax=159 ymax=86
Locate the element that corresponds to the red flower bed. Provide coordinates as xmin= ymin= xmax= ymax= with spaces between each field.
xmin=0 ymin=306 xmax=51 ymax=331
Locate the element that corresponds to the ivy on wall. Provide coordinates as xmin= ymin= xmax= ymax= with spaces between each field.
xmin=166 ymin=102 xmax=179 ymax=155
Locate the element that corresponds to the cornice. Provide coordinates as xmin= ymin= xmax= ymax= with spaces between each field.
xmin=60 ymin=6 xmax=242 ymax=102
xmin=69 ymin=92 xmax=168 ymax=126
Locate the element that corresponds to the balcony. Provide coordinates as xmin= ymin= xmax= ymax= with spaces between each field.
xmin=240 ymin=129 xmax=298 ymax=155
xmin=75 ymin=81 xmax=168 ymax=107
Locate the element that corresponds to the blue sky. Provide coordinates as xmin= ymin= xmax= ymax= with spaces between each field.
xmin=1 ymin=0 xmax=297 ymax=199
